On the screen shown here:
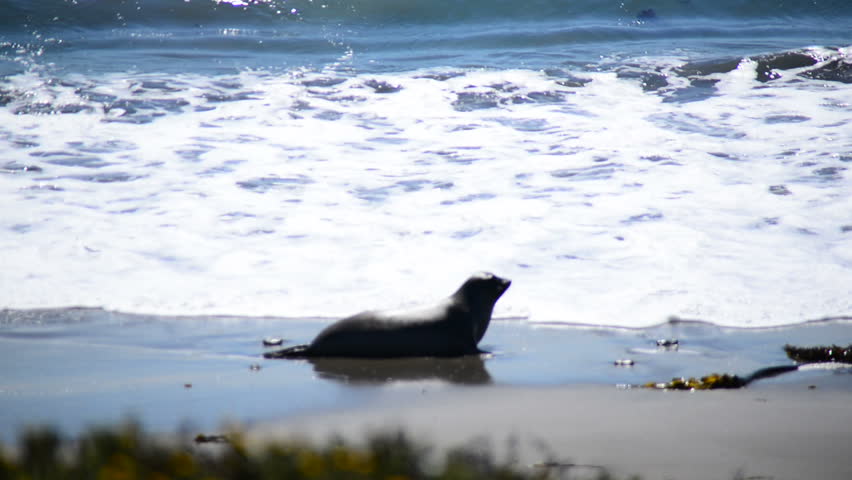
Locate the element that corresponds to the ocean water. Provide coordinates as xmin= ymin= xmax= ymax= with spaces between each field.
xmin=2 ymin=0 xmax=852 ymax=328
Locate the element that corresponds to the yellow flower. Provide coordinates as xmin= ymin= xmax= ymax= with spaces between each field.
xmin=331 ymin=447 xmax=375 ymax=475
xmin=98 ymin=453 xmax=136 ymax=480
xmin=168 ymin=452 xmax=197 ymax=477
xmin=297 ymin=449 xmax=325 ymax=478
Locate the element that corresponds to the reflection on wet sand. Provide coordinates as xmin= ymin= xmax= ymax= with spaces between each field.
xmin=304 ymin=355 xmax=492 ymax=385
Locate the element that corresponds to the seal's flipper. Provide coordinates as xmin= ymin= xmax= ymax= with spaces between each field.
xmin=264 ymin=344 xmax=312 ymax=359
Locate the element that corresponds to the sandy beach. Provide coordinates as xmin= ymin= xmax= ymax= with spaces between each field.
xmin=251 ymin=381 xmax=852 ymax=480
xmin=1 ymin=309 xmax=851 ymax=479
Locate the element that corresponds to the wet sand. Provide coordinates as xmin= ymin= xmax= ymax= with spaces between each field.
xmin=1 ymin=308 xmax=851 ymax=478
xmin=251 ymin=381 xmax=852 ymax=480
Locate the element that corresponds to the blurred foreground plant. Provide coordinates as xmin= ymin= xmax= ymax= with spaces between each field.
xmin=0 ymin=422 xmax=602 ymax=480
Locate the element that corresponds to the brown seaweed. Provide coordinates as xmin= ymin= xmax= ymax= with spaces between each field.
xmin=784 ymin=344 xmax=852 ymax=364
xmin=644 ymin=373 xmax=746 ymax=390
xmin=643 ymin=365 xmax=800 ymax=391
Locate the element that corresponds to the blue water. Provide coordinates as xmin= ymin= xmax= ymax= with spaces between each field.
xmin=3 ymin=0 xmax=851 ymax=75
xmin=1 ymin=0 xmax=851 ymax=327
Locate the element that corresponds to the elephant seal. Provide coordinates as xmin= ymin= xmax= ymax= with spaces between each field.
xmin=264 ymin=272 xmax=511 ymax=359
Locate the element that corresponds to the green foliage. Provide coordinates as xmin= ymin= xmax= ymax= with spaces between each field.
xmin=0 ymin=423 xmax=623 ymax=480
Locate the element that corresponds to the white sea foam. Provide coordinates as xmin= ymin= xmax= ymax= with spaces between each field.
xmin=1 ymin=54 xmax=850 ymax=328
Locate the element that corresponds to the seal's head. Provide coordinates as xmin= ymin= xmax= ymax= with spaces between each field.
xmin=453 ymin=272 xmax=511 ymax=344
xmin=460 ymin=271 xmax=511 ymax=301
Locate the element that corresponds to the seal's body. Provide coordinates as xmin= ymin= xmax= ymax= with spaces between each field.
xmin=265 ymin=272 xmax=511 ymax=358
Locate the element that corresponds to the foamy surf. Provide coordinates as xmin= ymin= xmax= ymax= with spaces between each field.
xmin=1 ymin=0 xmax=851 ymax=328
xmin=2 ymin=52 xmax=850 ymax=327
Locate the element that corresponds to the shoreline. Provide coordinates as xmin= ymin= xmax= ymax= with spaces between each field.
xmin=1 ymin=307 xmax=851 ymax=479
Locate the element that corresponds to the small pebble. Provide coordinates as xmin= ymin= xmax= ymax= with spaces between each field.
xmin=183 ymin=383 xmax=192 ymax=389
xmin=262 ymin=337 xmax=284 ymax=347
xmin=194 ymin=434 xmax=229 ymax=444
xmin=614 ymin=359 xmax=635 ymax=366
